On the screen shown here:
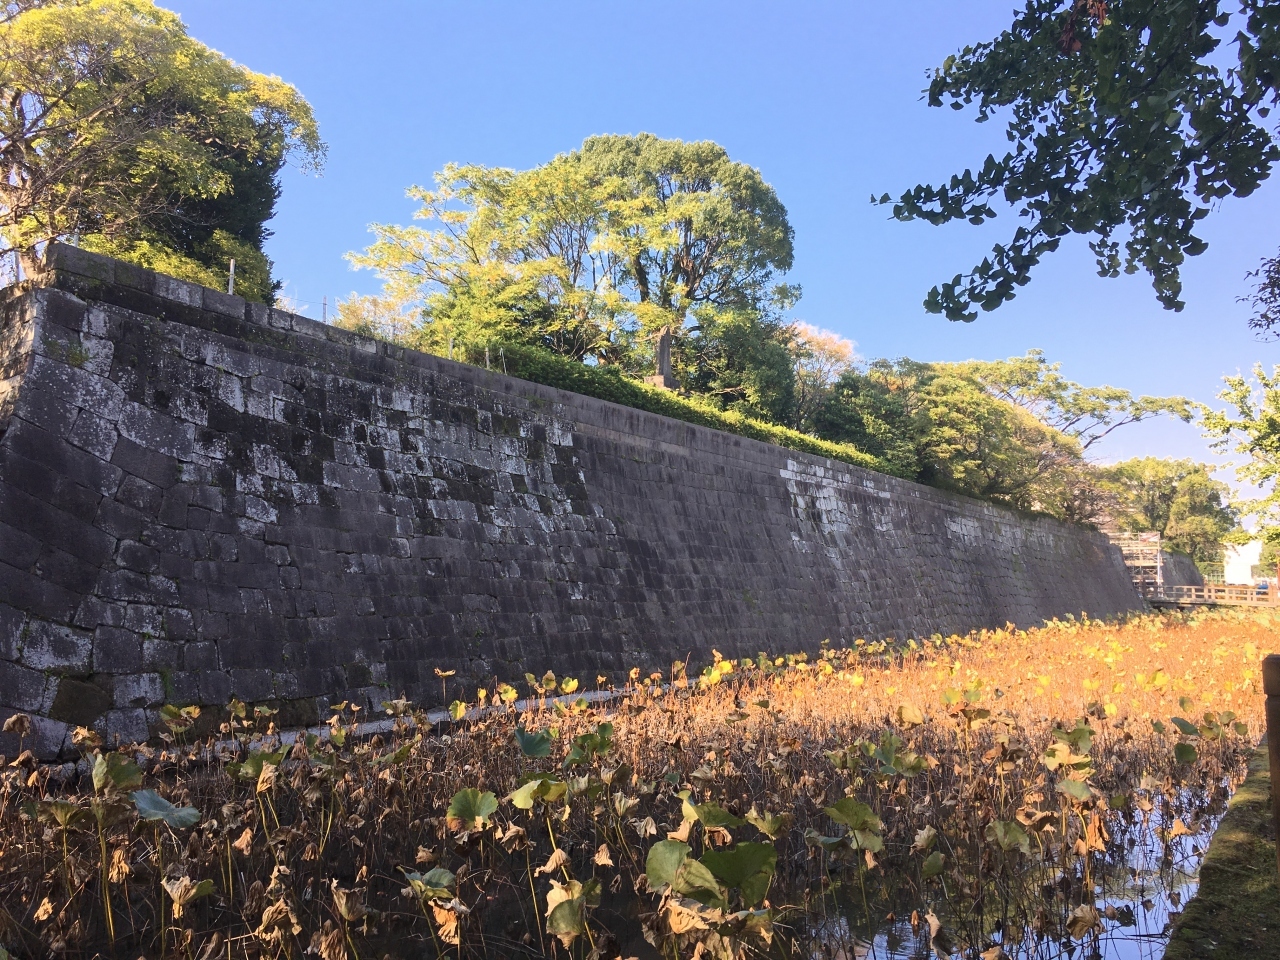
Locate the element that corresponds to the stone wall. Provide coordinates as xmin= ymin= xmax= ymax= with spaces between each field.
xmin=1161 ymin=551 xmax=1205 ymax=589
xmin=0 ymin=246 xmax=1142 ymax=757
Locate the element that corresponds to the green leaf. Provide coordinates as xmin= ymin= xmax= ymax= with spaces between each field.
xmin=921 ymin=850 xmax=946 ymax=879
xmin=131 ymin=790 xmax=200 ymax=829
xmin=563 ymin=721 xmax=615 ymax=767
xmin=693 ymin=801 xmax=745 ymax=829
xmin=852 ymin=829 xmax=884 ymax=853
xmin=402 ymin=867 xmax=455 ymax=901
xmin=163 ymin=876 xmax=214 ymax=904
xmin=1174 ymin=742 xmax=1198 ymax=764
xmin=38 ymin=799 xmax=88 ymax=830
xmin=1170 ymin=717 xmax=1199 ymax=737
xmin=745 ymin=807 xmax=791 ymax=840
xmin=1151 ymin=720 xmax=1166 ymax=735
xmin=376 ymin=738 xmax=417 ymax=766
xmin=1052 ymin=721 xmax=1093 ymax=755
xmin=226 ymin=747 xmax=286 ymax=782
xmin=448 ymin=700 xmax=466 ymax=721
xmin=445 ymin=788 xmax=497 ymax=830
xmin=824 ymin=798 xmax=881 ymax=832
xmin=546 ymin=898 xmax=585 ymax=946
xmin=803 ymin=828 xmax=849 ymax=853
xmin=508 ymin=774 xmax=566 ymax=810
xmin=699 ymin=842 xmax=777 ymax=907
xmin=1056 ymin=779 xmax=1092 ymax=802
xmin=92 ymin=752 xmax=142 ymax=793
xmin=644 ymin=840 xmax=690 ymax=889
xmin=985 ymin=818 xmax=1031 ymax=854
xmin=514 ymin=726 xmax=553 ymax=758
xmin=672 ymin=857 xmax=726 ymax=909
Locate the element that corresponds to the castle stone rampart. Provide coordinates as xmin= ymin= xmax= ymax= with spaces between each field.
xmin=0 ymin=246 xmax=1142 ymax=756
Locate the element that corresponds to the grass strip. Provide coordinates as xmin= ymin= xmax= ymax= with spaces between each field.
xmin=1165 ymin=744 xmax=1280 ymax=959
xmin=468 ymin=341 xmax=901 ymax=477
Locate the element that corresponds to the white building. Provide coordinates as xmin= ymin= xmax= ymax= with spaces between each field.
xmin=1224 ymin=541 xmax=1263 ymax=584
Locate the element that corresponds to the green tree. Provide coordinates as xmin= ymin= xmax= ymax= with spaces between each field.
xmin=883 ymin=0 xmax=1280 ymax=321
xmin=0 ymin=0 xmax=324 ymax=300
xmin=813 ymin=358 xmax=1089 ymax=513
xmin=954 ymin=350 xmax=1192 ymax=451
xmin=674 ymin=307 xmax=796 ymax=423
xmin=1205 ymin=364 xmax=1280 ymax=540
xmin=812 ymin=360 xmax=933 ymax=480
xmin=916 ymin=366 xmax=1082 ymax=508
xmin=1098 ymin=457 xmax=1238 ymax=560
xmin=346 ymin=134 xmax=796 ymax=371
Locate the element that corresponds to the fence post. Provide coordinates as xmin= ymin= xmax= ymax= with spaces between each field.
xmin=1265 ymin=654 xmax=1280 ymax=877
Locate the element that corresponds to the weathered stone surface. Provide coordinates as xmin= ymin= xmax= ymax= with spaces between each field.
xmin=48 ymin=677 xmax=111 ymax=726
xmin=1161 ymin=551 xmax=1204 ymax=588
xmin=0 ymin=245 xmax=1143 ymax=756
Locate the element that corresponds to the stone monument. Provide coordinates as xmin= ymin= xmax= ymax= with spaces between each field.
xmin=644 ymin=325 xmax=678 ymax=390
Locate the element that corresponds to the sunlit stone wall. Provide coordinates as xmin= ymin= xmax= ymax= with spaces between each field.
xmin=0 ymin=246 xmax=1142 ymax=756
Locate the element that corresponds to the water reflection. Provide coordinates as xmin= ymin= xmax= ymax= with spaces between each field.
xmin=799 ymin=780 xmax=1230 ymax=960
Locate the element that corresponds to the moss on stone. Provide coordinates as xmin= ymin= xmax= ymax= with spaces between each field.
xmin=1165 ymin=745 xmax=1280 ymax=959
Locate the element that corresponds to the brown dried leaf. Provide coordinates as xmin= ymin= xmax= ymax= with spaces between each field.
xmin=535 ymin=847 xmax=569 ymax=876
xmin=415 ymin=845 xmax=438 ymax=864
xmin=666 ymin=819 xmax=692 ymax=842
xmin=310 ymin=922 xmax=346 ymax=960
xmin=498 ymin=824 xmax=527 ymax=853
xmin=431 ymin=899 xmax=468 ymax=945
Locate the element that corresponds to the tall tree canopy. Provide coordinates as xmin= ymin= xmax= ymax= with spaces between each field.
xmin=1098 ymin=457 xmax=1238 ymax=561
xmin=807 ymin=351 xmax=1191 ymax=518
xmin=0 ymin=0 xmax=324 ymax=301
xmin=810 ymin=358 xmax=1071 ymax=516
xmin=346 ymin=134 xmax=795 ymax=373
xmin=953 ymin=349 xmax=1193 ymax=449
xmin=885 ymin=0 xmax=1280 ymax=322
xmin=1205 ymin=363 xmax=1280 ymax=540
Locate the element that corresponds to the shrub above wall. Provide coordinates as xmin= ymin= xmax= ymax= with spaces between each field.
xmin=462 ymin=342 xmax=898 ymax=478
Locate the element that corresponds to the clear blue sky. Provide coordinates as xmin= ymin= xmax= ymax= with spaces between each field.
xmin=166 ymin=0 xmax=1280 ymax=470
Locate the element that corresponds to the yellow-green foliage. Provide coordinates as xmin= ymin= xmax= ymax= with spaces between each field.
xmin=1 ymin=0 xmax=323 ymax=292
xmin=0 ymin=610 xmax=1266 ymax=958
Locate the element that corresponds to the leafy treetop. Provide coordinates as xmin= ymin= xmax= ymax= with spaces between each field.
xmin=953 ymin=349 xmax=1193 ymax=450
xmin=883 ymin=0 xmax=1280 ymax=321
xmin=345 ymin=134 xmax=795 ymax=366
xmin=1098 ymin=456 xmax=1238 ymax=561
xmin=0 ymin=0 xmax=324 ymax=300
